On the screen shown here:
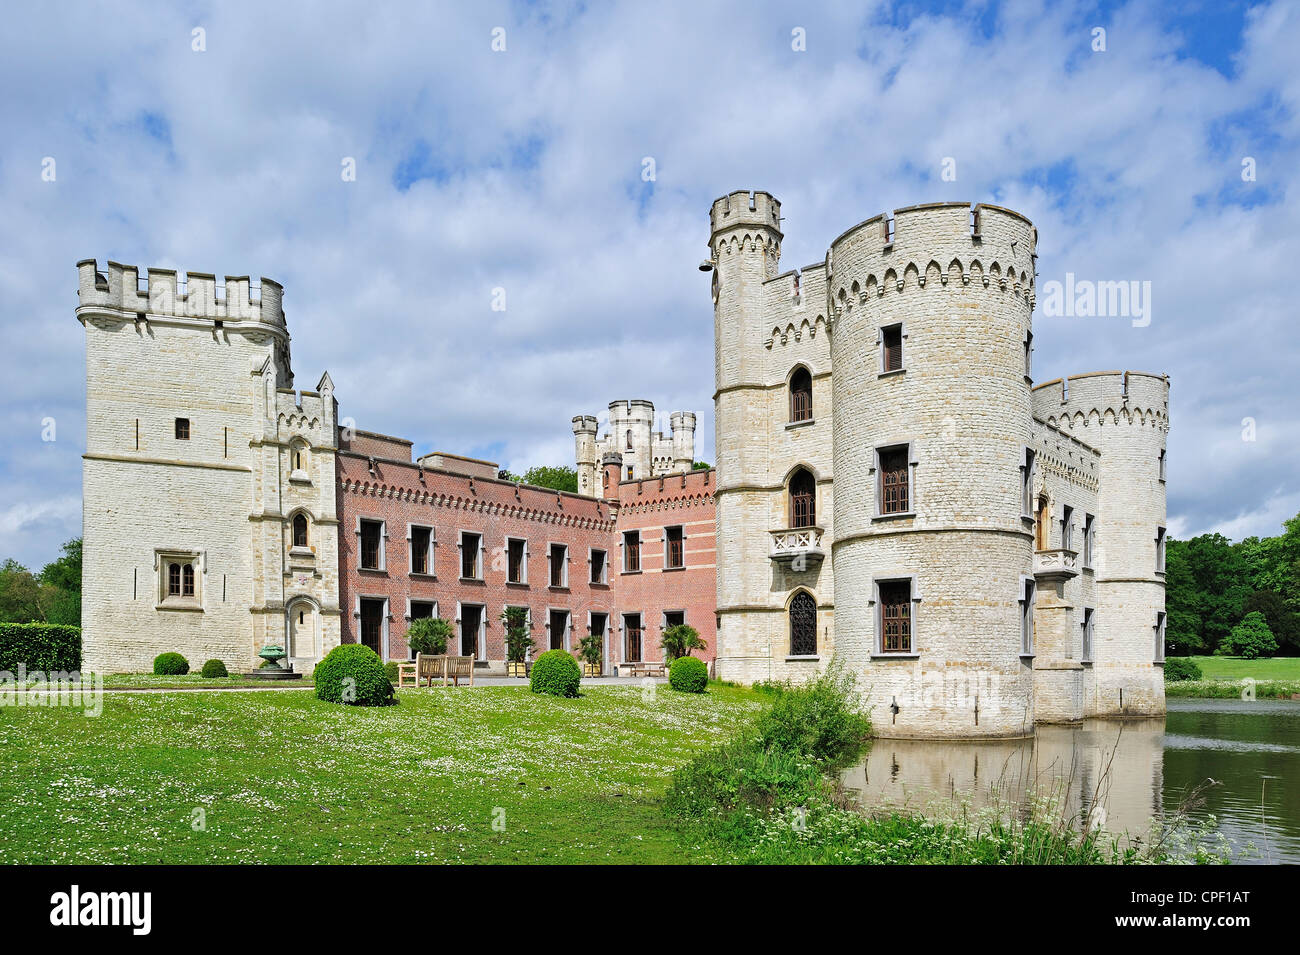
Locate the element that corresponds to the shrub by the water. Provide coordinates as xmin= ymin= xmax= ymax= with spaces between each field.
xmin=1163 ymin=657 xmax=1202 ymax=681
xmin=529 ymin=649 xmax=581 ymax=698
xmin=752 ymin=666 xmax=872 ymax=770
xmin=200 ymin=658 xmax=229 ymax=678
xmin=313 ymin=644 xmax=395 ymax=706
xmin=669 ymin=655 xmax=708 ymax=693
xmin=153 ymin=652 xmax=190 ymax=676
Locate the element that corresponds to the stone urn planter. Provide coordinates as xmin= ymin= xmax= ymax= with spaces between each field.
xmin=259 ymin=644 xmax=287 ymax=669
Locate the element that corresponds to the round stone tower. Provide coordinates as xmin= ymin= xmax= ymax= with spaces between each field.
xmin=670 ymin=411 xmax=697 ymax=472
xmin=709 ymin=190 xmax=784 ymax=681
xmin=1033 ymin=371 xmax=1169 ymax=716
xmin=572 ymin=415 xmax=599 ymax=497
xmin=828 ymin=202 xmax=1039 ymax=737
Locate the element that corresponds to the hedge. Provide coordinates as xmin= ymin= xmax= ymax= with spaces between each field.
xmin=0 ymin=623 xmax=81 ymax=673
xmin=529 ymin=649 xmax=582 ymax=698
xmin=313 ymin=644 xmax=395 ymax=706
xmin=669 ymin=656 xmax=709 ymax=693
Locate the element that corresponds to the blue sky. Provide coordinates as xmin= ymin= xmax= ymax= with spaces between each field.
xmin=1 ymin=0 xmax=1297 ymax=569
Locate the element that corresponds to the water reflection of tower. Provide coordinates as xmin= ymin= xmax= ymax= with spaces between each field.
xmin=841 ymin=716 xmax=1165 ymax=846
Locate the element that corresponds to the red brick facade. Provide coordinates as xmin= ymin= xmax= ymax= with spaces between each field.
xmin=336 ymin=430 xmax=718 ymax=673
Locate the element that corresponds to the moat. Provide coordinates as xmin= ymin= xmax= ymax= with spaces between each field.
xmin=841 ymin=698 xmax=1300 ymax=864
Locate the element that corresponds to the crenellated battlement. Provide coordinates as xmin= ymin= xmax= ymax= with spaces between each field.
xmin=1033 ymin=370 xmax=1170 ymax=431
xmin=826 ymin=202 xmax=1037 ymax=315
xmin=76 ymin=259 xmax=285 ymax=326
xmin=710 ymin=190 xmax=782 ymax=239
xmin=571 ymin=415 xmax=598 ymax=435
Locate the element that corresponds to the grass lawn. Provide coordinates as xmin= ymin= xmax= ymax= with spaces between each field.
xmin=1186 ymin=655 xmax=1300 ymax=681
xmin=0 ymin=683 xmax=765 ymax=864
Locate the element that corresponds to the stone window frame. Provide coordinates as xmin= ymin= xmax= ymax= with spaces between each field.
xmin=404 ymin=598 xmax=439 ymax=659
xmin=1081 ymin=606 xmax=1095 ymax=663
xmin=871 ymin=440 xmax=918 ymax=520
xmin=174 ymin=417 xmax=190 ymax=440
xmin=1060 ymin=504 xmax=1074 ymax=552
xmin=407 ymin=523 xmax=435 ymax=578
xmin=622 ymin=529 xmax=642 ymax=574
xmin=1154 ymin=611 xmax=1167 ymax=664
xmin=356 ymin=516 xmax=387 ymax=572
xmin=1019 ymin=575 xmax=1036 ymax=658
xmin=786 ymin=589 xmax=820 ymax=660
xmin=547 ymin=541 xmax=569 ymax=589
xmin=588 ymin=547 xmax=608 ymax=585
xmin=287 ymin=508 xmax=314 ymax=558
xmin=1158 ymin=448 xmax=1167 ymax=483
xmin=787 ymin=364 xmax=814 ymax=425
xmin=545 ymin=606 xmax=572 ymax=652
xmin=1083 ymin=513 xmax=1096 ymax=569
xmin=869 ymin=573 xmax=922 ymax=658
xmin=289 ymin=437 xmax=312 ymax=483
xmin=354 ymin=594 xmax=390 ymax=659
xmin=458 ymin=529 xmax=485 ymax=581
xmin=1155 ymin=526 xmax=1167 ymax=575
xmin=1020 ymin=447 xmax=1037 ymax=519
xmin=878 ymin=321 xmax=907 ymax=377
xmin=454 ymin=599 xmax=487 ymax=658
xmin=621 ymin=611 xmax=644 ymax=662
xmin=505 ymin=536 xmax=528 ymax=585
xmin=155 ymin=548 xmax=203 ymax=612
xmin=663 ymin=524 xmax=686 ymax=570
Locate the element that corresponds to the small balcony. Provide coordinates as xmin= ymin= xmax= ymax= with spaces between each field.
xmin=769 ymin=526 xmax=826 ymax=568
xmin=1033 ymin=548 xmax=1078 ymax=581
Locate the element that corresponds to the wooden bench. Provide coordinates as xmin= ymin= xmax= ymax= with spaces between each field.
xmin=415 ymin=653 xmax=476 ymax=687
xmin=625 ymin=661 xmax=665 ymax=678
xmin=395 ymin=660 xmax=418 ymax=688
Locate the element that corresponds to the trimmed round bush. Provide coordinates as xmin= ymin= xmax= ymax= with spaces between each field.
xmin=313 ymin=644 xmax=395 ymax=706
xmin=1163 ymin=657 xmax=1202 ymax=681
xmin=384 ymin=660 xmax=401 ymax=684
xmin=669 ymin=655 xmax=708 ymax=693
xmin=200 ymin=658 xmax=229 ymax=678
xmin=529 ymin=649 xmax=581 ymax=698
xmin=153 ymin=652 xmax=190 ymax=675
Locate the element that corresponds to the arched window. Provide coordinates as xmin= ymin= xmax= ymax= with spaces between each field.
xmin=293 ymin=513 xmax=308 ymax=548
xmin=789 ymin=591 xmax=817 ymax=655
xmin=789 ymin=468 xmax=816 ymax=528
xmin=168 ymin=563 xmax=181 ymax=596
xmin=182 ymin=563 xmax=195 ymax=597
xmin=789 ymin=367 xmax=812 ymax=422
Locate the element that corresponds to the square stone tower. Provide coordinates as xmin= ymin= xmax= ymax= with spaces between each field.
xmin=77 ymin=260 xmax=341 ymax=673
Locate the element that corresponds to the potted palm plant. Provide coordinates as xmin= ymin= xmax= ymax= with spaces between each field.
xmin=578 ymin=631 xmax=603 ymax=677
xmin=661 ymin=623 xmax=706 ymax=662
xmin=502 ymin=606 xmax=534 ymax=677
xmin=407 ymin=617 xmax=451 ymax=657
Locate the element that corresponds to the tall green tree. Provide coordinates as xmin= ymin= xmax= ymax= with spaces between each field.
xmin=40 ymin=537 xmax=82 ymax=626
xmin=0 ymin=559 xmax=50 ymax=623
xmin=1163 ymin=533 xmax=1252 ymax=655
xmin=520 ymin=466 xmax=578 ymax=493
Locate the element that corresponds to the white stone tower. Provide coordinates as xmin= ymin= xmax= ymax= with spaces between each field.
xmin=1033 ymin=371 xmax=1169 ymax=716
xmin=572 ymin=415 xmax=599 ymax=497
xmin=77 ymin=259 xmax=341 ymax=673
xmin=828 ymin=203 xmax=1039 ymax=737
xmin=572 ymin=400 xmax=697 ymax=495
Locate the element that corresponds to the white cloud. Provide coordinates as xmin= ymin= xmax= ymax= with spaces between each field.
xmin=0 ymin=0 xmax=1297 ymax=568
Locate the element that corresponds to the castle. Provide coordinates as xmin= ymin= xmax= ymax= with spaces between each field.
xmin=704 ymin=192 xmax=1168 ymax=735
xmin=76 ymin=191 xmax=1168 ymax=738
